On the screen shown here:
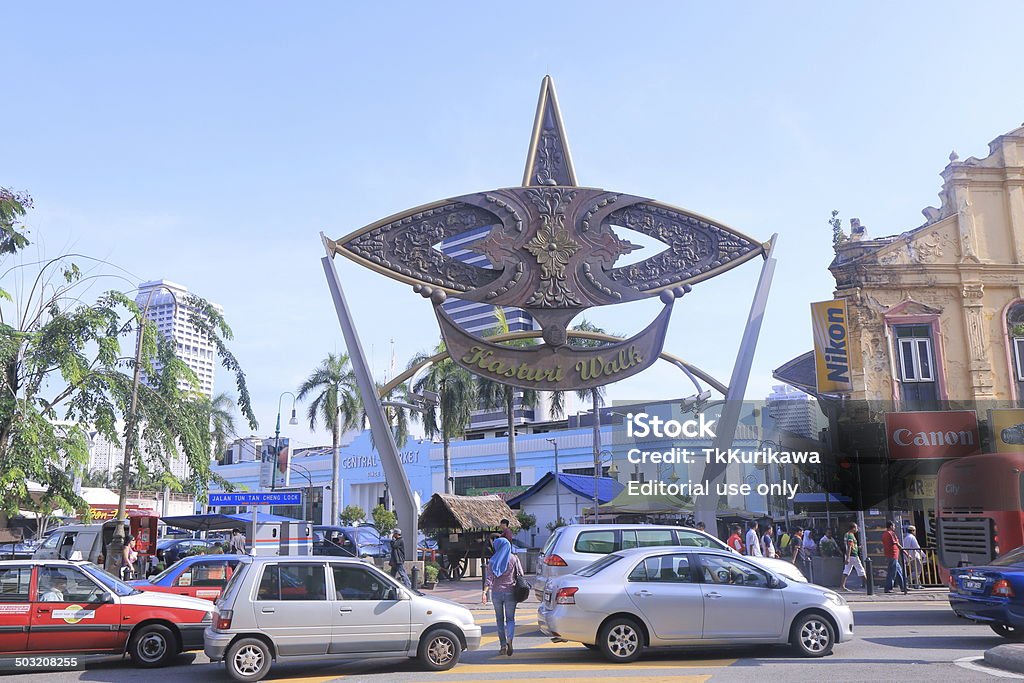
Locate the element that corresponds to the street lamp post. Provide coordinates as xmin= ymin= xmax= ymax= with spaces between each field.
xmin=545 ymin=438 xmax=561 ymax=526
xmin=593 ymin=449 xmax=618 ymax=523
xmin=272 ymin=392 xmax=298 ymax=492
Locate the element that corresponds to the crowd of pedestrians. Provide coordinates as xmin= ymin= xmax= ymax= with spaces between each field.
xmin=719 ymin=518 xmax=929 ymax=593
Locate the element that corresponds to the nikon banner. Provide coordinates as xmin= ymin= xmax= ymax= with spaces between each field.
xmin=811 ymin=299 xmax=852 ymax=393
xmin=988 ymin=409 xmax=1024 ymax=452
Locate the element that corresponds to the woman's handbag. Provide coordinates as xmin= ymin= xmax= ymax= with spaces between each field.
xmin=512 ymin=558 xmax=530 ymax=602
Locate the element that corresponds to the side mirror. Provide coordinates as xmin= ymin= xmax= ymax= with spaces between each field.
xmin=770 ymin=576 xmax=788 ymax=589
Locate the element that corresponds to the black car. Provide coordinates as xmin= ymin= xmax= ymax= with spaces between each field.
xmin=312 ymin=525 xmax=389 ymax=558
xmin=157 ymin=537 xmax=216 ymax=565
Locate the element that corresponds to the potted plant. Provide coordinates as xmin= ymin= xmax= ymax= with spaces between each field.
xmin=422 ymin=562 xmax=440 ymax=589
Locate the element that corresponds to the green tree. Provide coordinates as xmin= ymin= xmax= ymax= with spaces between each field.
xmin=208 ymin=391 xmax=238 ymax=465
xmin=410 ymin=342 xmax=476 ymax=494
xmin=340 ymin=504 xmax=366 ymax=525
xmin=477 ymin=307 xmax=537 ymax=487
xmin=368 ymin=380 xmax=417 ymax=450
xmin=371 ymin=504 xmax=397 ymax=535
xmin=516 ymin=510 xmax=536 ymax=531
xmin=297 ymin=353 xmax=361 ymax=525
xmin=0 ymin=189 xmax=257 ymax=536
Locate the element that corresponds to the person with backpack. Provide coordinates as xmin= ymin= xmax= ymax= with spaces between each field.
xmin=482 ymin=536 xmax=525 ymax=657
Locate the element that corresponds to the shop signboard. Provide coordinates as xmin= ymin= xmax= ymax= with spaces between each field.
xmin=884 ymin=410 xmax=980 ymax=460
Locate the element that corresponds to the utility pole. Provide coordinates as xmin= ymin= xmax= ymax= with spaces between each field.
xmin=546 ymin=438 xmax=561 ymax=525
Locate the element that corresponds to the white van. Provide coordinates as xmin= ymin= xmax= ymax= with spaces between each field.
xmin=33 ymin=521 xmax=129 ymax=564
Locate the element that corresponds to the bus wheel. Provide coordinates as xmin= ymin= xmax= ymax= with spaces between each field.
xmin=991 ymin=624 xmax=1024 ymax=641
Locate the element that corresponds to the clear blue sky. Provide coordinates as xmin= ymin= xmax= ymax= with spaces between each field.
xmin=5 ymin=2 xmax=1024 ymax=449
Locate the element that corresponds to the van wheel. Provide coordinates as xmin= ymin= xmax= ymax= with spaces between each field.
xmin=225 ymin=638 xmax=272 ymax=682
xmin=128 ymin=623 xmax=176 ymax=667
xmin=790 ymin=612 xmax=835 ymax=657
xmin=992 ymin=624 xmax=1024 ymax=641
xmin=598 ymin=617 xmax=643 ymax=663
xmin=418 ymin=628 xmax=462 ymax=671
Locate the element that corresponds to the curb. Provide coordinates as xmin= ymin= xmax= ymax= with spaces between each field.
xmin=985 ymin=644 xmax=1024 ymax=675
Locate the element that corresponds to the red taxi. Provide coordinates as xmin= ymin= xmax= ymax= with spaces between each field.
xmin=0 ymin=559 xmax=213 ymax=667
xmin=128 ymin=554 xmax=241 ymax=601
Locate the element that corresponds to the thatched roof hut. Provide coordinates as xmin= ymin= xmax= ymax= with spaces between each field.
xmin=419 ymin=493 xmax=521 ymax=532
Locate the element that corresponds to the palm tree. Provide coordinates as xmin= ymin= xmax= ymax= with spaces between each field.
xmin=477 ymin=308 xmax=537 ymax=486
xmin=410 ymin=342 xmax=476 ymax=494
xmin=373 ymin=381 xmax=417 ymax=449
xmin=297 ymin=353 xmax=362 ymax=525
xmin=208 ymin=391 xmax=237 ymax=464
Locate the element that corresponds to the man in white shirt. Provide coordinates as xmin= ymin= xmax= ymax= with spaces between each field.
xmin=40 ymin=574 xmax=68 ymax=602
xmin=761 ymin=523 xmax=778 ymax=558
xmin=745 ymin=520 xmax=763 ymax=557
xmin=903 ymin=525 xmax=925 ymax=589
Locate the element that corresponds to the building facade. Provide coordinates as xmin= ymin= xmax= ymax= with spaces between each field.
xmin=778 ymin=122 xmax=1024 ymax=551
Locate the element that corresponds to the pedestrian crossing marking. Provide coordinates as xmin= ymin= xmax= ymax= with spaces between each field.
xmin=430 ymin=660 xmax=734 ymax=674
xmin=414 ymin=677 xmax=711 ymax=683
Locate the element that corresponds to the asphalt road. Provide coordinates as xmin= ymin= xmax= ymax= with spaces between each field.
xmin=1 ymin=602 xmax=1017 ymax=683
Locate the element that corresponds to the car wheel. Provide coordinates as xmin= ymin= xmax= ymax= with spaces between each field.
xmin=598 ymin=617 xmax=644 ymax=663
xmin=790 ymin=612 xmax=835 ymax=657
xmin=991 ymin=624 xmax=1024 ymax=641
xmin=418 ymin=628 xmax=462 ymax=671
xmin=225 ymin=638 xmax=273 ymax=682
xmin=128 ymin=623 xmax=176 ymax=668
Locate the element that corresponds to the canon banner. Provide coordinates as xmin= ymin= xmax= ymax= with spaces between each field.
xmin=884 ymin=410 xmax=980 ymax=460
xmin=811 ymin=299 xmax=852 ymax=394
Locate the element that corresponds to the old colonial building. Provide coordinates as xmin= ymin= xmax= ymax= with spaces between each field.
xmin=775 ymin=123 xmax=1024 ymax=569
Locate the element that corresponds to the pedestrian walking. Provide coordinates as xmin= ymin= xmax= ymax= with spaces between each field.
xmin=882 ymin=520 xmax=908 ymax=594
xmin=229 ymin=527 xmax=247 ymax=554
xmin=121 ymin=536 xmax=139 ymax=580
xmin=499 ymin=518 xmax=514 ymax=542
xmin=727 ymin=524 xmax=745 ymax=553
xmin=839 ymin=522 xmax=867 ymax=592
xmin=745 ymin=520 xmax=763 ymax=557
xmin=779 ymin=526 xmax=792 ymax=555
xmin=482 ymin=536 xmax=525 ymax=657
xmin=389 ymin=528 xmax=411 ymax=588
xmin=903 ymin=525 xmax=925 ymax=589
xmin=761 ymin=523 xmax=777 ymax=558
xmin=789 ymin=528 xmax=803 ymax=564
xmin=819 ymin=529 xmax=840 ymax=558
xmin=800 ymin=527 xmax=816 ymax=579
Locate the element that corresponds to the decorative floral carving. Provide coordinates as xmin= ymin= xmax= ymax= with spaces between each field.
xmin=524 ymin=188 xmax=582 ymax=307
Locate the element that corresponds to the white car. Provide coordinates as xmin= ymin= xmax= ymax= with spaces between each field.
xmin=539 ymin=547 xmax=853 ymax=662
xmin=535 ymin=524 xmax=806 ymax=598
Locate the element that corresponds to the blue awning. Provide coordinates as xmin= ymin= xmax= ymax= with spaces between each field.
xmin=507 ymin=472 xmax=624 ymax=508
xmin=792 ymin=493 xmax=852 ymax=504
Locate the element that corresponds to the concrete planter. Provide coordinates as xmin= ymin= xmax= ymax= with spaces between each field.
xmin=811 ymin=556 xmax=844 ymax=586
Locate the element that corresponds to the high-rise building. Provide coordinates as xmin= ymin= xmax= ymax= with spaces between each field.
xmin=135 ymin=280 xmax=221 ymax=399
xmin=438 ymin=229 xmax=542 ymax=434
xmin=135 ymin=280 xmax=222 ymax=477
xmin=86 ymin=430 xmax=124 ymax=476
xmin=764 ymin=384 xmax=822 ymax=440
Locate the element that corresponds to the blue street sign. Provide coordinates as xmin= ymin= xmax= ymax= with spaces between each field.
xmin=208 ymin=492 xmax=302 ymax=507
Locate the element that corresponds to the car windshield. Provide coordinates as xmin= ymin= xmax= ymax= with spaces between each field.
xmin=354 ymin=529 xmax=380 ymax=544
xmin=990 ymin=546 xmax=1024 ymax=567
xmin=80 ymin=563 xmax=139 ymax=596
xmin=575 ymin=554 xmax=623 ymax=577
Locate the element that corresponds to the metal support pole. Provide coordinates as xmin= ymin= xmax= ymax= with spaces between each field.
xmin=547 ymin=438 xmax=561 ymax=524
xmin=320 ymin=240 xmax=418 ymax=548
xmin=695 ymin=236 xmax=778 ymax=532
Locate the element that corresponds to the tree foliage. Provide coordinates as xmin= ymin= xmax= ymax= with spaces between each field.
xmin=340 ymin=504 xmax=366 ymax=525
xmin=0 ymin=189 xmax=257 ymax=521
xmin=371 ymin=504 xmax=397 ymax=535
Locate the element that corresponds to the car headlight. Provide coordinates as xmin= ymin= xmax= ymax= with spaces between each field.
xmin=823 ymin=591 xmax=846 ymax=606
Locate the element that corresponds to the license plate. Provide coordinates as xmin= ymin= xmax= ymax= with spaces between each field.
xmin=544 ymin=589 xmax=552 ymax=604
xmin=963 ymin=579 xmax=984 ymax=591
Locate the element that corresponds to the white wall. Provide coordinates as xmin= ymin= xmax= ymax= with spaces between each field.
xmin=518 ymin=483 xmax=593 ymax=548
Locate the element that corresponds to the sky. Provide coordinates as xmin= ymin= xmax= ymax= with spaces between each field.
xmin=4 ymin=2 xmax=1024 ymax=451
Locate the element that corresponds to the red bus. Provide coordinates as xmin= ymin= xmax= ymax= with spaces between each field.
xmin=937 ymin=452 xmax=1024 ymax=568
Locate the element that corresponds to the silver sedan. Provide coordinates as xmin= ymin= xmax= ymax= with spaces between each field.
xmin=538 ymin=547 xmax=854 ymax=663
